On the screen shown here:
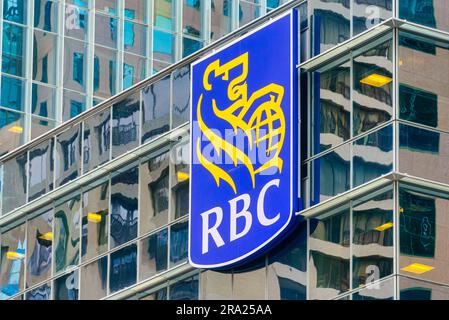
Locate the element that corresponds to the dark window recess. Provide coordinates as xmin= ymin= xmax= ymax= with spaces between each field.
xmin=399 ymin=123 xmax=439 ymax=154
xmin=400 ymin=84 xmax=437 ymax=128
xmin=399 ymin=0 xmax=436 ymax=29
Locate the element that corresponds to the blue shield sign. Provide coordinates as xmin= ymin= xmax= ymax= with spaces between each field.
xmin=189 ymin=11 xmax=297 ymax=268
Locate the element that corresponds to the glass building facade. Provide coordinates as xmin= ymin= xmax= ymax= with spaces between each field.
xmin=1 ymin=0 xmax=449 ymax=300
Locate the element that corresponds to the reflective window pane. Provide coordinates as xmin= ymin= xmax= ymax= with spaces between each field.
xmin=110 ymin=166 xmax=138 ymax=248
xmin=352 ymin=187 xmax=394 ymax=289
xmin=0 ymin=109 xmax=26 ymax=158
xmin=25 ymin=282 xmax=51 ymax=300
xmin=26 ymin=208 xmax=53 ymax=288
xmin=169 ymin=275 xmax=199 ymax=300
xmin=153 ymin=30 xmax=175 ymax=64
xmin=170 ymin=138 xmax=189 ymax=220
xmin=111 ymin=93 xmax=140 ymax=159
xmin=183 ymin=0 xmax=202 ymax=38
xmin=140 ymin=151 xmax=170 ymax=234
xmin=183 ymin=37 xmax=203 ymax=58
xmin=139 ymin=228 xmax=168 ymax=281
xmin=2 ymin=152 xmax=27 ymax=213
xmin=31 ymin=116 xmax=56 ymax=140
xmin=95 ymin=13 xmax=118 ymax=48
xmin=63 ymin=89 xmax=86 ymax=121
xmin=0 ymin=222 xmax=26 ymax=299
xmin=124 ymin=21 xmax=147 ymax=56
xmin=2 ymin=22 xmax=25 ymax=77
xmin=54 ymin=194 xmax=81 ymax=274
xmin=352 ymin=277 xmax=394 ymax=300
xmin=211 ymin=0 xmax=231 ymax=41
xmin=63 ymin=38 xmax=87 ymax=93
xmin=400 ymin=276 xmax=449 ymax=300
xmin=200 ymin=271 xmax=232 ymax=300
xmin=34 ymin=0 xmax=58 ymax=32
xmin=55 ymin=124 xmax=82 ymax=188
xmin=238 ymin=1 xmax=260 ymax=27
xmin=233 ymin=265 xmax=267 ymax=299
xmin=93 ymin=45 xmax=117 ymax=98
xmin=1 ymin=75 xmax=24 ymax=112
xmin=82 ymin=180 xmax=109 ymax=262
xmin=154 ymin=0 xmax=175 ymax=31
xmin=353 ymin=39 xmax=393 ymax=136
xmin=96 ymin=0 xmax=117 ymax=15
xmin=83 ymin=110 xmax=110 ymax=173
xmin=125 ymin=0 xmax=148 ymax=24
xmin=80 ymin=256 xmax=107 ymax=300
xmin=353 ymin=0 xmax=392 ymax=35
xmin=28 ymin=140 xmax=54 ymax=201
xmin=3 ymin=0 xmax=27 ymax=24
xmin=141 ymin=76 xmax=170 ymax=144
xmin=311 ymin=142 xmax=350 ymax=205
xmin=172 ymin=66 xmax=190 ymax=128
xmin=54 ymin=270 xmax=79 ymax=300
xmin=32 ymin=83 xmax=56 ymax=120
xmin=64 ymin=4 xmax=88 ymax=40
xmin=169 ymin=221 xmax=188 ymax=267
xmin=109 ymin=243 xmax=137 ymax=293
xmin=123 ymin=53 xmax=146 ymax=90
xmin=33 ymin=30 xmax=57 ymax=85
xmin=309 ymin=206 xmax=350 ymax=299
xmin=353 ymin=124 xmax=393 ymax=188
xmin=399 ymin=0 xmax=449 ymax=34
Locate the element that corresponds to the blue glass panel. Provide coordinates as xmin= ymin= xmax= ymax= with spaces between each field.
xmin=3 ymin=0 xmax=26 ymax=24
xmin=54 ymin=270 xmax=79 ymax=300
xmin=1 ymin=75 xmax=24 ymax=111
xmin=169 ymin=221 xmax=188 ymax=267
xmin=109 ymin=244 xmax=137 ymax=293
xmin=2 ymin=23 xmax=25 ymax=77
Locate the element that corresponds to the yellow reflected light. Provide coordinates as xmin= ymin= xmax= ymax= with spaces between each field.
xmin=39 ymin=232 xmax=53 ymax=241
xmin=375 ymin=222 xmax=393 ymax=232
xmin=88 ymin=212 xmax=102 ymax=223
xmin=8 ymin=126 xmax=23 ymax=134
xmin=6 ymin=251 xmax=25 ymax=260
xmin=401 ymin=263 xmax=434 ymax=275
xmin=177 ymin=171 xmax=189 ymax=182
xmin=360 ymin=73 xmax=392 ymax=87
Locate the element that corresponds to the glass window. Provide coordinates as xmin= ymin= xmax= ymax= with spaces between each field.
xmin=95 ymin=13 xmax=118 ymax=49
xmin=169 ymin=275 xmax=199 ymax=300
xmin=310 ymin=0 xmax=350 ymax=55
xmin=26 ymin=208 xmax=53 ymax=289
xmin=183 ymin=36 xmax=203 ymax=58
xmin=353 ymin=0 xmax=392 ymax=35
xmin=399 ymin=33 xmax=449 ymax=132
xmin=1 ymin=75 xmax=24 ymax=112
xmin=238 ymin=1 xmax=260 ymax=27
xmin=63 ymin=89 xmax=86 ymax=121
xmin=152 ymin=60 xmax=171 ymax=75
xmin=2 ymin=22 xmax=25 ymax=77
xmin=123 ymin=53 xmax=146 ymax=90
xmin=33 ymin=30 xmax=57 ymax=85
xmin=353 ymin=38 xmax=393 ymax=136
xmin=200 ymin=271 xmax=232 ymax=300
xmin=63 ymin=38 xmax=87 ymax=93
xmin=352 ymin=187 xmax=394 ymax=289
xmin=80 ymin=256 xmax=108 ymax=300
xmin=353 ymin=124 xmax=393 ymax=188
xmin=3 ymin=0 xmax=27 ymax=24
xmin=210 ymin=0 xmax=231 ymax=41
xmin=153 ymin=30 xmax=176 ymax=64
xmin=140 ymin=150 xmax=170 ymax=235
xmin=82 ymin=110 xmax=111 ymax=173
xmin=125 ymin=0 xmax=147 ymax=24
xmin=309 ymin=205 xmax=350 ymax=299
xmin=111 ymin=93 xmax=140 ymax=159
xmin=399 ymin=276 xmax=449 ymax=300
xmin=141 ymin=76 xmax=170 ymax=144
xmin=172 ymin=66 xmax=190 ymax=128
xmin=64 ymin=4 xmax=88 ymax=40
xmin=154 ymin=0 xmax=175 ymax=31
xmin=314 ymin=60 xmax=350 ymax=154
xmin=82 ymin=180 xmax=109 ymax=262
xmin=55 ymin=124 xmax=82 ymax=188
xmin=136 ymin=286 xmax=167 ymax=300
xmin=28 ymin=140 xmax=54 ymax=201
xmin=267 ymin=222 xmax=307 ymax=300
xmin=398 ymin=123 xmax=449 ymax=185
xmin=54 ymin=193 xmax=81 ymax=274
xmin=35 ymin=0 xmax=58 ymax=32
xmin=170 ymin=138 xmax=189 ymax=220
xmin=233 ymin=265 xmax=267 ymax=299
xmin=352 ymin=277 xmax=394 ymax=300
xmin=94 ymin=45 xmax=117 ymax=99
xmin=54 ymin=270 xmax=79 ymax=300
xmin=124 ymin=21 xmax=147 ymax=56
xmin=0 ymin=222 xmax=26 ymax=299
xmin=398 ymin=184 xmax=449 ymax=285
xmin=139 ymin=228 xmax=168 ymax=281
xmin=31 ymin=116 xmax=56 ymax=140
xmin=110 ymin=166 xmax=138 ymax=248
xmin=2 ymin=152 xmax=27 ymax=213
xmin=32 ymin=83 xmax=55 ymax=120
xmin=109 ymin=243 xmax=137 ymax=293
xmin=169 ymin=221 xmax=188 ymax=267
xmin=25 ymin=282 xmax=51 ymax=300
xmin=399 ymin=0 xmax=449 ymax=33
xmin=183 ymin=0 xmax=202 ymax=38
xmin=96 ymin=0 xmax=117 ymax=15
xmin=311 ymin=142 xmax=350 ymax=205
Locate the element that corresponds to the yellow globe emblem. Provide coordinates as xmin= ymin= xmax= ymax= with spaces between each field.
xmin=196 ymin=52 xmax=286 ymax=194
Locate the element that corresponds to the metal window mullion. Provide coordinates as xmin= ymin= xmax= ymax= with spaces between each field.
xmin=86 ymin=2 xmax=95 ymax=110
xmin=55 ymin=0 xmax=65 ymax=125
xmin=349 ymin=54 xmax=354 ymax=190
xmin=23 ymin=0 xmax=34 ymax=144
xmin=393 ymin=180 xmax=399 ymax=299
xmin=203 ymin=0 xmax=211 ymax=45
xmin=306 ymin=218 xmax=309 ymax=300
xmin=146 ymin=0 xmax=153 ymax=76
xmin=349 ymin=200 xmax=353 ymax=297
xmin=117 ymin=1 xmax=124 ymax=93
xmin=175 ymin=0 xmax=183 ymax=62
xmin=393 ymin=27 xmax=399 ymax=173
xmin=260 ymin=0 xmax=267 ymax=16
xmin=231 ymin=0 xmax=239 ymax=31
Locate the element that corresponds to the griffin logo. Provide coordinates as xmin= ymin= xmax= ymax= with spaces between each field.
xmin=196 ymin=52 xmax=286 ymax=193
xmin=189 ymin=11 xmax=298 ymax=269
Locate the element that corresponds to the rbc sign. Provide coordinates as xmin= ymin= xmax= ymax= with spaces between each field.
xmin=189 ymin=11 xmax=298 ymax=268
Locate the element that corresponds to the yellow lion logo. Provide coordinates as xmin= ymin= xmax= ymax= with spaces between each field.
xmin=196 ymin=52 xmax=286 ymax=194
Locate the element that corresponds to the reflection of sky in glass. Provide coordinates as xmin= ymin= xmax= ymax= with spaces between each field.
xmin=153 ymin=30 xmax=173 ymax=55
